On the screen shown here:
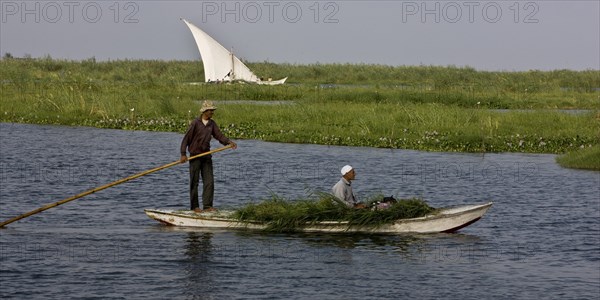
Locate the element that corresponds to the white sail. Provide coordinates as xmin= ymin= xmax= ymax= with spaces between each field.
xmin=181 ymin=18 xmax=286 ymax=85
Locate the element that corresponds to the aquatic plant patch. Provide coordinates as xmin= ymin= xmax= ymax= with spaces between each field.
xmin=556 ymin=145 xmax=600 ymax=171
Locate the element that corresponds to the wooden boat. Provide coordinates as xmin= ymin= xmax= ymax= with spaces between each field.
xmin=145 ymin=202 xmax=492 ymax=234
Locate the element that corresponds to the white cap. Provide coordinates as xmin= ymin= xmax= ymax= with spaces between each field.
xmin=341 ymin=165 xmax=353 ymax=176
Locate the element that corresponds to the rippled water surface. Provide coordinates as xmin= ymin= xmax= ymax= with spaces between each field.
xmin=1 ymin=123 xmax=598 ymax=299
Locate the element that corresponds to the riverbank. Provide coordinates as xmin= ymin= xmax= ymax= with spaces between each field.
xmin=1 ymin=58 xmax=598 ymax=167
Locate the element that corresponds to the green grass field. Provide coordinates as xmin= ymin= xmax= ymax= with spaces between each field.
xmin=1 ymin=57 xmax=599 ymax=167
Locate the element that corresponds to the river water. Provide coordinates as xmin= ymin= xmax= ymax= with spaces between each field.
xmin=0 ymin=123 xmax=598 ymax=299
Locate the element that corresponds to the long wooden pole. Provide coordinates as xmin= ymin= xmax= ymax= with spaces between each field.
xmin=0 ymin=144 xmax=233 ymax=227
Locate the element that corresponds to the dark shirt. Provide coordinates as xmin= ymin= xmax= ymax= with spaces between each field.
xmin=180 ymin=118 xmax=231 ymax=156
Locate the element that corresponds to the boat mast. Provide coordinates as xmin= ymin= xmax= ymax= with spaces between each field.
xmin=230 ymin=47 xmax=234 ymax=81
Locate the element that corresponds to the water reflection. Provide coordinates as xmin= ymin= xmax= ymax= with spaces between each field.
xmin=183 ymin=232 xmax=215 ymax=299
xmin=295 ymin=232 xmax=489 ymax=263
xmin=297 ymin=232 xmax=423 ymax=250
xmin=185 ymin=232 xmax=213 ymax=262
xmin=159 ymin=226 xmax=483 ymax=252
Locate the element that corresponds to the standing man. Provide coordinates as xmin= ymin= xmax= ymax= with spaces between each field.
xmin=332 ymin=165 xmax=364 ymax=208
xmin=180 ymin=100 xmax=237 ymax=212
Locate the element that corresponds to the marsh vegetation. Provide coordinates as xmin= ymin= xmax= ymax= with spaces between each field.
xmin=1 ymin=57 xmax=598 ymax=168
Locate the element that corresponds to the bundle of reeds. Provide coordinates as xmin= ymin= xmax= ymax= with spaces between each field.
xmin=232 ymin=194 xmax=436 ymax=232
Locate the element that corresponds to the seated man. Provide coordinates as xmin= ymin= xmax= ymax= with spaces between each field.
xmin=331 ymin=165 xmax=365 ymax=208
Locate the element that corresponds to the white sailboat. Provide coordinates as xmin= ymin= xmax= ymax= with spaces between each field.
xmin=182 ymin=18 xmax=287 ymax=85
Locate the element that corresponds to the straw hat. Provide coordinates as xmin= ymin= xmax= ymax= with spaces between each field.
xmin=200 ymin=100 xmax=217 ymax=113
xmin=341 ymin=165 xmax=353 ymax=175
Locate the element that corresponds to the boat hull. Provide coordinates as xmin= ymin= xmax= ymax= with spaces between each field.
xmin=257 ymin=77 xmax=288 ymax=85
xmin=144 ymin=202 xmax=492 ymax=234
